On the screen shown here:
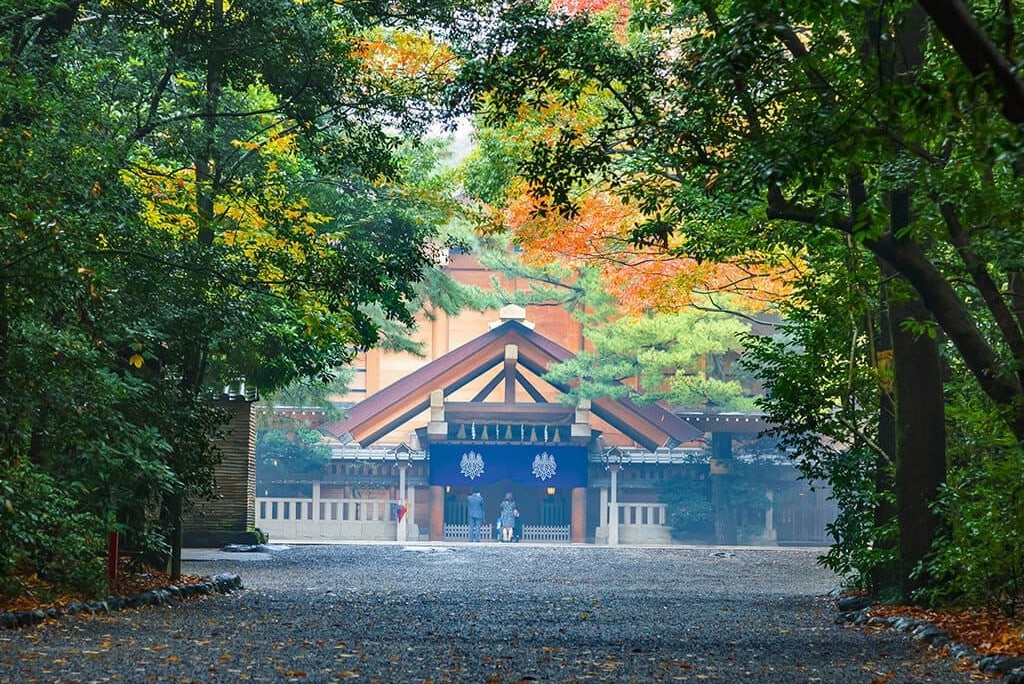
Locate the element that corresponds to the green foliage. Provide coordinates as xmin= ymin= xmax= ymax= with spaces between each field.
xmin=740 ymin=240 xmax=899 ymax=588
xmin=815 ymin=448 xmax=899 ymax=593
xmin=0 ymin=461 xmax=107 ymax=599
xmin=256 ymin=429 xmax=331 ymax=479
xmin=1 ymin=0 xmax=470 ymax=591
xmin=915 ymin=388 xmax=1024 ymax=610
xmin=261 ymin=369 xmax=354 ymax=422
xmin=921 ymin=450 xmax=1024 ymax=610
xmin=461 ymin=126 xmax=531 ymax=207
xmin=659 ymin=475 xmax=714 ymax=541
xmin=545 ymin=309 xmax=756 ymax=409
xmin=446 ymin=0 xmax=1024 ymax=607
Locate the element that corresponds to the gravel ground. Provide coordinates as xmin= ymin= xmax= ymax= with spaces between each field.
xmin=0 ymin=543 xmax=979 ymax=683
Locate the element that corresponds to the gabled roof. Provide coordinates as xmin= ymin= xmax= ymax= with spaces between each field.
xmin=319 ymin=320 xmax=703 ymax=451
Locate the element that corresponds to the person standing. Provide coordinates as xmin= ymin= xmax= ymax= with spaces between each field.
xmin=467 ymin=489 xmax=485 ymax=542
xmin=499 ymin=492 xmax=518 ymax=543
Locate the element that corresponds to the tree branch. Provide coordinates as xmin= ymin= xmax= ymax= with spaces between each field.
xmin=917 ymin=0 xmax=1024 ymax=123
xmin=936 ymin=199 xmax=1024 ymax=389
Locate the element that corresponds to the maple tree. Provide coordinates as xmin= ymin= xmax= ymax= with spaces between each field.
xmin=456 ymin=0 xmax=791 ymax=439
xmin=504 ymin=187 xmax=794 ymax=315
xmin=462 ymin=40 xmax=795 ymax=317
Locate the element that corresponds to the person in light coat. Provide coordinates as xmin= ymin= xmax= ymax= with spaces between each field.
xmin=499 ymin=492 xmax=518 ymax=542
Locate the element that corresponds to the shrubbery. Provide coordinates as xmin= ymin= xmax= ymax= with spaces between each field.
xmin=0 ymin=461 xmax=108 ymax=600
xmin=916 ymin=395 xmax=1024 ymax=612
xmin=660 ymin=476 xmax=715 ymax=541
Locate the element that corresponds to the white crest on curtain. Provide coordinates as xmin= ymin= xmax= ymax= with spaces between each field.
xmin=532 ymin=452 xmax=557 ymax=481
xmin=460 ymin=450 xmax=485 ymax=479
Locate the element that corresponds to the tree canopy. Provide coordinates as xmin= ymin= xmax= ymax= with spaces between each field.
xmin=447 ymin=0 xmax=1024 ymax=604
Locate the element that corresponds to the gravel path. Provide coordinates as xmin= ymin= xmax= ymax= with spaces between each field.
xmin=0 ymin=543 xmax=977 ymax=683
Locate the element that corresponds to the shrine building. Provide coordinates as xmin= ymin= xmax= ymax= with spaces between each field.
xmin=255 ymin=301 xmax=836 ymax=546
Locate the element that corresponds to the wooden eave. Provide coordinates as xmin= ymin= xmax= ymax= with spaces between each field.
xmin=319 ymin=320 xmax=703 ymax=450
xmin=444 ymin=402 xmax=576 ymax=424
xmin=676 ymin=412 xmax=770 ymax=435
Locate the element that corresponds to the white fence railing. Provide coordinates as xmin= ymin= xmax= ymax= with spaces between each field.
xmin=257 ymin=497 xmax=410 ymax=542
xmin=443 ymin=523 xmax=571 ymax=542
xmin=614 ymin=502 xmax=668 ymax=526
xmin=256 ymin=497 xmax=670 ymax=544
xmin=522 ymin=524 xmax=570 ymax=542
xmin=597 ymin=502 xmax=672 ymax=544
xmin=258 ymin=497 xmax=394 ymax=522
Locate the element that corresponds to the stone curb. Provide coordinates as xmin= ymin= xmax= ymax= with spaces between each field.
xmin=833 ymin=590 xmax=1024 ymax=683
xmin=0 ymin=573 xmax=243 ymax=630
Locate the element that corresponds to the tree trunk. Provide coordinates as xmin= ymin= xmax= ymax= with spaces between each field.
xmin=885 ymin=188 xmax=947 ymax=598
xmin=711 ymin=472 xmax=737 ymax=545
xmin=866 ymin=234 xmax=1024 ymax=440
xmin=890 ymin=289 xmax=946 ymax=597
xmin=916 ymin=0 xmax=1024 ymax=123
xmin=872 ymin=8 xmax=946 ymax=599
xmin=870 ymin=276 xmax=899 ymax=595
xmin=710 ymin=432 xmax=737 ymax=545
xmin=164 ymin=0 xmax=225 ymax=581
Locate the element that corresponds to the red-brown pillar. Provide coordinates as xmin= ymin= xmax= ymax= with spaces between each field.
xmin=570 ymin=487 xmax=587 ymax=543
xmin=429 ymin=485 xmax=445 ymax=541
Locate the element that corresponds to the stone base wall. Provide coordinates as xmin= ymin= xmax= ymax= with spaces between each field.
xmin=258 ymin=519 xmax=422 ymax=542
xmin=594 ymin=524 xmax=674 ymax=545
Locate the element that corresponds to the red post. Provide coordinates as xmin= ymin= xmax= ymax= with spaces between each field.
xmin=107 ymin=531 xmax=119 ymax=585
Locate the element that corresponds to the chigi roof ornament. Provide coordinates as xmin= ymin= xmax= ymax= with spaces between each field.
xmin=489 ymin=303 xmax=535 ymax=330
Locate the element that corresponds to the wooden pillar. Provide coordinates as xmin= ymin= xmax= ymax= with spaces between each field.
xmin=312 ymin=482 xmax=321 ymax=537
xmin=407 ymin=485 xmax=417 ymax=527
xmin=504 ymin=345 xmax=518 ymax=403
xmin=764 ymin=489 xmax=777 ymax=543
xmin=570 ymin=487 xmax=586 ymax=543
xmin=711 ymin=430 xmax=733 ymax=460
xmin=608 ymin=466 xmax=620 ymax=546
xmin=598 ymin=486 xmax=608 ymax=527
xmin=396 ymin=463 xmax=410 ymax=542
xmin=429 ymin=485 xmax=445 ymax=541
xmin=431 ymin=306 xmax=450 ymax=359
xmin=710 ymin=432 xmax=737 ymax=545
xmin=365 ymin=348 xmax=382 ymax=394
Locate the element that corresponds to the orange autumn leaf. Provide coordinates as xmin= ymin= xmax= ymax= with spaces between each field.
xmin=550 ymin=0 xmax=631 ymax=38
xmin=506 ymin=189 xmax=794 ymax=314
xmin=353 ymin=30 xmax=456 ymax=84
xmin=867 ymin=604 xmax=1024 ymax=658
xmin=551 ymin=0 xmax=626 ymax=12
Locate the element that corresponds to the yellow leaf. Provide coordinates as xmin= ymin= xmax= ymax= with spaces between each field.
xmin=129 ymin=354 xmax=145 ymax=369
